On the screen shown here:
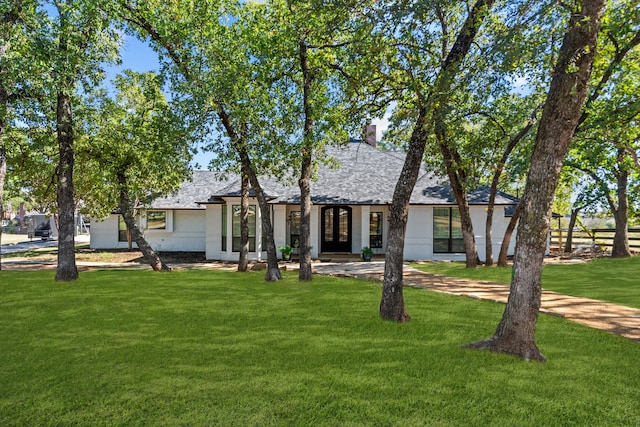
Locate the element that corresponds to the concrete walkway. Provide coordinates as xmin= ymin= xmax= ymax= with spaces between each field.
xmin=311 ymin=261 xmax=640 ymax=343
xmin=2 ymin=257 xmax=639 ymax=343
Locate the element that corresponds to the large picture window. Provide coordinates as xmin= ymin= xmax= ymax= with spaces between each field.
xmin=146 ymin=211 xmax=166 ymax=230
xmin=369 ymin=212 xmax=383 ymax=248
xmin=232 ymin=205 xmax=256 ymax=252
xmin=433 ymin=207 xmax=464 ymax=253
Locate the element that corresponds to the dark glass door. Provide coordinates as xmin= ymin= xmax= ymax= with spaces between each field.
xmin=321 ymin=206 xmax=352 ymax=252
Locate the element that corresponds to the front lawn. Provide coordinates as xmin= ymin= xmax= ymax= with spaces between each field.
xmin=1 ymin=269 xmax=639 ymax=425
xmin=412 ymin=256 xmax=640 ymax=309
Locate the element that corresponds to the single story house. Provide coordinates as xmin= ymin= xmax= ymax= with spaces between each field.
xmin=90 ymin=139 xmax=518 ymax=261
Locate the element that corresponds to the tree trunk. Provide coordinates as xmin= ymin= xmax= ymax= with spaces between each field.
xmin=564 ymin=208 xmax=580 ymax=253
xmin=485 ymin=195 xmax=495 ymax=267
xmin=436 ymin=121 xmax=479 ymax=268
xmin=238 ymin=165 xmax=250 ymax=271
xmin=381 ymin=0 xmax=495 ymax=321
xmin=611 ymin=147 xmax=630 ymax=258
xmin=1 ymin=0 xmax=22 ymax=272
xmin=380 ymin=110 xmax=429 ymax=322
xmin=297 ymin=40 xmax=313 ymax=282
xmin=0 ymin=145 xmax=5 ymax=271
xmin=497 ymin=200 xmax=521 ymax=267
xmin=250 ymin=173 xmax=282 ymax=281
xmin=117 ymin=173 xmax=170 ymax=272
xmin=217 ymin=108 xmax=281 ymax=281
xmin=466 ymin=0 xmax=605 ymax=361
xmin=0 ymin=85 xmax=7 ymax=271
xmin=55 ymin=92 xmax=79 ymax=281
xmin=298 ymin=155 xmax=313 ymax=281
xmin=486 ymin=109 xmax=539 ymax=266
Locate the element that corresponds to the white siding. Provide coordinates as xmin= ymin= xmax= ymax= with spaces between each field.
xmin=405 ymin=206 xmax=435 ymax=260
xmin=91 ymin=203 xmax=518 ymax=261
xmin=205 ymin=205 xmax=222 ymax=260
xmin=90 ymin=210 xmax=205 ymax=252
xmin=89 ymin=214 xmax=126 ymax=249
xmin=144 ymin=210 xmax=205 ymax=252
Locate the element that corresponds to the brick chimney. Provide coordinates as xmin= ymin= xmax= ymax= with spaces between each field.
xmin=364 ymin=124 xmax=376 ymax=148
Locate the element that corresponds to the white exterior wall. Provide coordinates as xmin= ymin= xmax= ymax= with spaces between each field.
xmin=205 ymin=205 xmax=223 ymax=260
xmin=90 ymin=210 xmax=205 ymax=251
xmin=310 ymin=206 xmax=319 ymax=259
xmin=402 ymin=205 xmax=516 ymax=261
xmin=358 ymin=205 xmax=370 ymax=255
xmin=90 ymin=214 xmax=126 ymax=249
xmin=143 ymin=210 xmax=205 ymax=252
xmin=273 ymin=204 xmax=288 ymax=257
xmin=405 ymin=206 xmax=437 ymax=260
xmin=91 ymin=203 xmax=517 ymax=261
xmin=352 ymin=205 xmax=363 ymax=255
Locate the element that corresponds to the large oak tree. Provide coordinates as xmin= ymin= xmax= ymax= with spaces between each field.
xmin=466 ymin=0 xmax=606 ymax=361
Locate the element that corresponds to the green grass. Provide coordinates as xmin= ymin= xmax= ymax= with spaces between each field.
xmin=413 ymin=256 xmax=640 ymax=309
xmin=1 ymin=269 xmax=639 ymax=426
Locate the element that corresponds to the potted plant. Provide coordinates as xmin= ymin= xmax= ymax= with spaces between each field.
xmin=279 ymin=245 xmax=293 ymax=261
xmin=361 ymin=246 xmax=373 ymax=262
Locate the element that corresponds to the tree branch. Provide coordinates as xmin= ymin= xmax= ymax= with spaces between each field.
xmin=577 ymin=28 xmax=640 ymax=128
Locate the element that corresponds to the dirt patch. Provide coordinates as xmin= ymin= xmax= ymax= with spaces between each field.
xmin=74 ymin=249 xmax=208 ymax=264
xmin=3 ymin=248 xmax=209 ymax=264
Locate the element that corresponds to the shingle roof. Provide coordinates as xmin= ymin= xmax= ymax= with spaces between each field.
xmin=149 ymin=142 xmax=518 ymax=209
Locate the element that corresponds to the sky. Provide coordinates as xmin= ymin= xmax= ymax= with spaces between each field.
xmin=110 ymin=36 xmax=390 ymax=170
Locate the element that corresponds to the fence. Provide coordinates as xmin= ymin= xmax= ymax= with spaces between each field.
xmin=550 ymin=228 xmax=640 ymax=253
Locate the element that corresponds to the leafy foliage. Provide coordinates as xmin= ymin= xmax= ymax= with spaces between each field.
xmin=77 ymin=70 xmax=195 ymax=219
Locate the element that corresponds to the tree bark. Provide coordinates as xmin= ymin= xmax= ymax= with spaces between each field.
xmin=238 ymin=164 xmax=250 ymax=272
xmin=611 ymin=147 xmax=630 ymax=258
xmin=466 ymin=0 xmax=605 ymax=361
xmin=0 ymin=0 xmax=23 ymax=272
xmin=0 ymin=145 xmax=5 ymax=271
xmin=121 ymin=211 xmax=170 ymax=272
xmin=497 ymin=200 xmax=521 ymax=267
xmin=217 ymin=108 xmax=281 ymax=281
xmin=55 ymin=91 xmax=79 ymax=281
xmin=564 ymin=207 xmax=580 ymax=253
xmin=117 ymin=173 xmax=170 ymax=272
xmin=436 ymin=119 xmax=479 ymax=267
xmin=0 ymin=84 xmax=7 ymax=271
xmin=380 ymin=110 xmax=430 ymax=322
xmin=248 ymin=168 xmax=282 ymax=281
xmin=485 ymin=108 xmax=540 ymax=266
xmin=297 ymin=40 xmax=313 ymax=282
xmin=381 ymin=0 xmax=496 ymax=321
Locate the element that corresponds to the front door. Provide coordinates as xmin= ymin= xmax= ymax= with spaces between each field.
xmin=321 ymin=206 xmax=352 ymax=252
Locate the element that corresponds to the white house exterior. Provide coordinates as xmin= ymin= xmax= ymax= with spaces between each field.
xmin=90 ymin=141 xmax=518 ymax=261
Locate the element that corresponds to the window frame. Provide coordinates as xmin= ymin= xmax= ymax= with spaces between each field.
xmin=433 ymin=207 xmax=464 ymax=253
xmin=146 ymin=210 xmax=167 ymax=231
xmin=369 ymin=212 xmax=383 ymax=249
xmin=232 ymin=204 xmax=256 ymax=252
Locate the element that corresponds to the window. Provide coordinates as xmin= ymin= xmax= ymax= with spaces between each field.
xmin=369 ymin=212 xmax=383 ymax=248
xmin=146 ymin=211 xmax=166 ymax=230
xmin=289 ymin=211 xmax=300 ymax=248
xmin=232 ymin=205 xmax=256 ymax=252
xmin=433 ymin=207 xmax=464 ymax=253
xmin=221 ymin=205 xmax=227 ymax=251
xmin=118 ymin=215 xmax=128 ymax=242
